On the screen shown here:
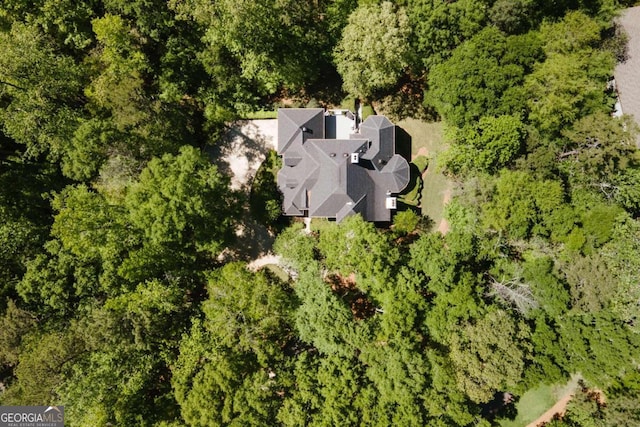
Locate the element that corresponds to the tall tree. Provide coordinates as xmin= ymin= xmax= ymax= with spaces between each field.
xmin=426 ymin=28 xmax=543 ymax=128
xmin=409 ymin=0 xmax=489 ymax=68
xmin=172 ymin=263 xmax=296 ymax=426
xmin=334 ymin=1 xmax=411 ymax=99
xmin=0 ymin=22 xmax=85 ymax=159
xmin=449 ymin=309 xmax=530 ymax=403
xmin=125 ymin=145 xmax=239 ymax=257
xmin=444 ymin=114 xmax=527 ymax=175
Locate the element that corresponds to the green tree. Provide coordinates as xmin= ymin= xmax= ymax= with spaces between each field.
xmin=172 ymin=263 xmax=296 ymax=426
xmin=317 ymin=215 xmax=398 ymax=294
xmin=0 ymin=205 xmax=47 ymax=303
xmin=409 ymin=0 xmax=488 ymax=68
xmin=125 ymin=145 xmax=239 ymax=255
xmin=482 ymin=170 xmax=566 ymax=239
xmin=392 ymin=209 xmax=423 ymax=236
xmin=0 ymin=300 xmax=35 ymax=372
xmin=444 ymin=114 xmax=526 ymax=175
xmin=562 ymin=254 xmax=615 ymax=313
xmin=280 ymin=353 xmax=369 ymax=426
xmin=613 ymin=167 xmax=640 ymax=216
xmin=427 ymin=28 xmax=543 ymax=127
xmin=540 ymin=10 xmax=602 ymax=55
xmin=2 ymin=328 xmax=85 ymax=406
xmin=86 ymin=14 xmax=150 ymax=130
xmin=51 ymin=185 xmax=131 ymax=267
xmin=60 ymin=280 xmax=188 ymax=426
xmin=409 ymin=231 xmax=488 ymax=343
xmin=449 ymin=309 xmax=530 ymax=403
xmin=527 ymin=313 xmax=569 ymax=386
xmin=84 ymin=13 xmax=197 ymax=171
xmin=334 ymin=1 xmax=411 ymax=99
xmin=170 ymin=0 xmax=342 ymax=117
xmin=203 ymin=263 xmax=296 ymax=362
xmin=294 ymin=268 xmax=365 ymax=357
xmin=559 ymin=112 xmax=638 ymax=190
xmin=525 ymin=51 xmax=614 ymax=136
xmin=0 ymin=22 xmax=85 ymax=159
xmin=18 ymin=239 xmax=102 ymax=317
xmin=488 ymin=0 xmax=537 ymax=34
xmin=522 ymin=256 xmax=570 ymax=317
xmin=558 ymin=313 xmax=640 ymax=388
xmin=0 ymin=0 xmax=96 ymax=50
xmin=604 ymin=370 xmax=640 ymax=427
xmin=273 ymin=222 xmax=318 ymax=273
xmin=249 ymin=150 xmax=282 ymax=227
xmin=600 ymin=216 xmax=640 ymax=331
xmin=360 ymin=341 xmax=431 ymax=425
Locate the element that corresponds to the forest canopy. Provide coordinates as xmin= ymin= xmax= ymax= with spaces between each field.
xmin=1 ymin=0 xmax=640 ymax=426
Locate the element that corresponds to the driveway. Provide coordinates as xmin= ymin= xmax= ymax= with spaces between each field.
xmin=614 ymin=6 xmax=640 ymax=146
xmin=208 ymin=119 xmax=280 ymax=262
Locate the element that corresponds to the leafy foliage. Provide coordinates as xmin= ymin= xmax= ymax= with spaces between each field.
xmin=1 ymin=0 xmax=639 ymax=425
xmin=426 ymin=27 xmax=543 ymax=128
xmin=445 ymin=114 xmax=527 ymax=175
xmin=334 ymin=2 xmax=411 ymax=99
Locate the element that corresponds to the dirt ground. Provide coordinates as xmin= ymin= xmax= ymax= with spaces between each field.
xmin=211 ymin=120 xmax=279 ymax=262
xmin=212 ymin=119 xmax=278 ymax=190
xmin=526 ymin=376 xmax=603 ymax=427
xmin=437 ymin=188 xmax=452 ymax=234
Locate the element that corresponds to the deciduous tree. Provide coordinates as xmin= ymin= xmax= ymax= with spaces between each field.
xmin=334 ymin=1 xmax=411 ymax=99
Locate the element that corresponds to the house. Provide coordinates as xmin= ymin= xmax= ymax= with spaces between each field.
xmin=277 ymin=108 xmax=410 ymax=222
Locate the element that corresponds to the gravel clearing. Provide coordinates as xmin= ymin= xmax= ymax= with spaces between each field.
xmin=210 ymin=119 xmax=277 ymax=190
xmin=209 ymin=119 xmax=279 ymax=263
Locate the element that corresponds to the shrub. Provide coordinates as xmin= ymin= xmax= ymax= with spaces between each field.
xmin=413 ymin=155 xmax=429 ymax=174
xmin=250 ymin=151 xmax=283 ymax=226
xmin=393 ymin=210 xmax=421 ymax=235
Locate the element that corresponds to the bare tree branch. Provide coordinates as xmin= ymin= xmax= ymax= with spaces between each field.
xmin=487 ymin=275 xmax=538 ymax=314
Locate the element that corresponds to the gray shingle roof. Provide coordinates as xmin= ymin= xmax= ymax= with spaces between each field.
xmin=277 ymin=108 xmax=410 ymax=222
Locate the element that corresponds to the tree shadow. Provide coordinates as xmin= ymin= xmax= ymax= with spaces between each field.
xmin=395 ymin=125 xmax=412 ymax=162
xmin=205 ymin=120 xmax=275 ymax=188
xmin=228 ymin=217 xmax=276 ymax=261
xmin=206 ymin=120 xmax=282 ymax=261
xmin=481 ymin=392 xmax=519 ymax=422
xmin=304 ymin=65 xmax=345 ymax=107
xmin=399 ymin=163 xmax=421 ymax=196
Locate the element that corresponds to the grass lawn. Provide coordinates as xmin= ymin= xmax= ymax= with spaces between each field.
xmin=499 ymin=375 xmax=582 ymax=427
xmin=500 ymin=384 xmax=557 ymax=427
xmin=397 ymin=118 xmax=446 ymax=158
xmin=395 ymin=118 xmax=451 ymax=225
xmin=243 ymin=110 xmax=278 ymax=119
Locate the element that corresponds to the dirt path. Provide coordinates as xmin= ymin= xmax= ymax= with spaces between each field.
xmin=214 ymin=119 xmax=278 ymax=190
xmin=437 ymin=188 xmax=452 ymax=234
xmin=247 ymin=254 xmax=282 ymax=271
xmin=413 ymin=147 xmax=429 ymax=159
xmin=526 ymin=393 xmax=573 ymax=427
